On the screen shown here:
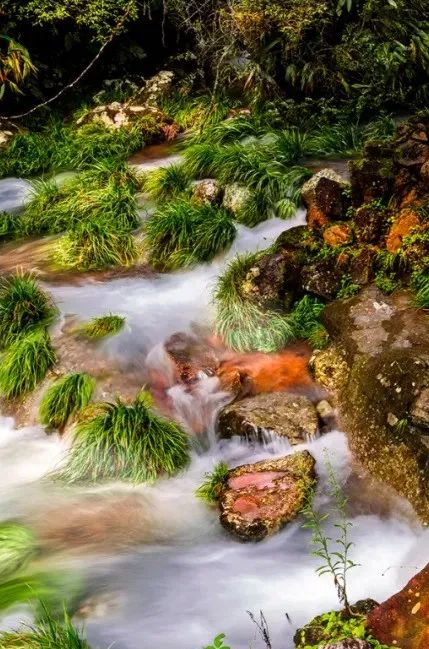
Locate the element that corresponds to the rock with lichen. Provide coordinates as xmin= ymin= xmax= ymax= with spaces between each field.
xmin=219 ymin=451 xmax=316 ymax=541
xmin=301 ymin=169 xmax=349 ymax=229
xmin=217 ymin=392 xmax=319 ymax=444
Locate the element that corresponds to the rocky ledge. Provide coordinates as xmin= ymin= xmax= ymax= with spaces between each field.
xmin=219 ymin=451 xmax=315 ymax=542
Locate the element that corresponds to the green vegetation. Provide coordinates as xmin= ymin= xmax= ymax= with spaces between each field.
xmin=203 ymin=633 xmax=231 ymax=649
xmin=0 ymin=522 xmax=35 ymax=580
xmin=336 ymin=275 xmax=361 ymax=300
xmin=0 ymin=212 xmax=18 ymax=240
xmin=39 ymin=373 xmax=95 ymax=430
xmin=0 ymin=329 xmax=56 ymax=398
xmin=375 ymin=272 xmax=399 ymax=295
xmin=0 ymin=272 xmax=57 ymax=347
xmin=296 ymin=610 xmax=396 ymax=649
xmin=196 ymin=462 xmax=229 ymax=504
xmin=0 ymin=608 xmax=91 ymax=649
xmin=75 ymin=314 xmax=125 ymax=340
xmin=214 ymin=254 xmax=327 ymax=352
xmin=412 ymin=271 xmax=429 ymax=308
xmin=144 ymin=199 xmax=236 ymax=270
xmin=57 ymin=396 xmax=190 ymax=484
xmin=143 ymin=164 xmax=191 ymax=202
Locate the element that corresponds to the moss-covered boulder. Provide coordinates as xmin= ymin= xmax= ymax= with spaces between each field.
xmin=314 ymin=285 xmax=429 ymax=521
xmin=219 ymin=451 xmax=315 ymax=542
xmin=217 ymin=392 xmax=319 ymax=444
xmin=367 ymin=563 xmax=429 ymax=649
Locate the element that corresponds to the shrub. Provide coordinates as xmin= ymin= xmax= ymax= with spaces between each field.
xmin=39 ymin=373 xmax=95 ymax=430
xmin=0 ymin=522 xmax=35 ymax=580
xmin=143 ymin=164 xmax=191 ymax=202
xmin=75 ymin=314 xmax=125 ymax=340
xmin=0 ymin=271 xmax=57 ymax=347
xmin=196 ymin=462 xmax=229 ymax=503
xmin=57 ymin=396 xmax=190 ymax=484
xmin=0 ymin=329 xmax=56 ymax=398
xmin=144 ymin=199 xmax=236 ymax=270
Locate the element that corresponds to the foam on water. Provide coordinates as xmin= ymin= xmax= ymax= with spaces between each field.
xmin=0 ymin=178 xmax=32 ymax=213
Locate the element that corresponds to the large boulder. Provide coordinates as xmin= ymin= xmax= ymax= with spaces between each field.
xmin=314 ymin=285 xmax=429 ymax=521
xmin=219 ymin=451 xmax=315 ymax=541
xmin=301 ymin=169 xmax=349 ymax=229
xmin=217 ymin=392 xmax=319 ymax=444
xmin=367 ymin=563 xmax=429 ymax=649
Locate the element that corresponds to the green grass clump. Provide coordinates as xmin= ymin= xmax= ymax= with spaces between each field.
xmin=0 ymin=212 xmax=20 ymax=240
xmin=214 ymin=253 xmax=294 ymax=352
xmin=145 ymin=199 xmax=236 ymax=270
xmin=196 ymin=462 xmax=229 ymax=503
xmin=143 ymin=164 xmax=191 ymax=202
xmin=0 ymin=272 xmax=57 ymax=347
xmin=57 ymin=396 xmax=190 ymax=484
xmin=0 ymin=608 xmax=91 ymax=649
xmin=20 ymin=180 xmax=69 ymax=237
xmin=0 ymin=522 xmax=35 ymax=581
xmin=412 ymin=271 xmax=429 ymax=308
xmin=288 ymin=295 xmax=328 ymax=349
xmin=76 ymin=314 xmax=125 ymax=340
xmin=55 ymin=222 xmax=137 ymax=271
xmin=0 ymin=329 xmax=56 ymax=398
xmin=39 ymin=373 xmax=95 ymax=430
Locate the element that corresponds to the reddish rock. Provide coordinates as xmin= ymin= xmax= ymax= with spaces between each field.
xmin=367 ymin=563 xmax=429 ymax=649
xmin=219 ymin=451 xmax=316 ymax=541
xmin=386 ymin=208 xmax=420 ymax=252
xmin=164 ymin=332 xmax=219 ymax=384
xmin=323 ymin=223 xmax=353 ymax=247
xmin=302 ymin=169 xmax=349 ymax=229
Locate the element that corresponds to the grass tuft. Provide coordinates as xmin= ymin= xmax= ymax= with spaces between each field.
xmin=144 ymin=199 xmax=236 ymax=270
xmin=0 ymin=271 xmax=57 ymax=348
xmin=75 ymin=314 xmax=125 ymax=340
xmin=0 ymin=522 xmax=35 ymax=580
xmin=0 ymin=607 xmax=91 ymax=649
xmin=412 ymin=271 xmax=429 ymax=309
xmin=39 ymin=373 xmax=95 ymax=430
xmin=196 ymin=462 xmax=229 ymax=503
xmin=0 ymin=329 xmax=56 ymax=399
xmin=143 ymin=164 xmax=191 ymax=202
xmin=56 ymin=396 xmax=190 ymax=484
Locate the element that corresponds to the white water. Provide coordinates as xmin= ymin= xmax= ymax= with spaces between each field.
xmin=0 ymin=164 xmax=427 ymax=649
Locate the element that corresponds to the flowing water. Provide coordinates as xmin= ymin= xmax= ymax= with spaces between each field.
xmin=0 ymin=152 xmax=428 ymax=649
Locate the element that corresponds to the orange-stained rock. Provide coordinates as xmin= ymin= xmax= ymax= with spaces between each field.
xmin=307 ymin=204 xmax=329 ymax=229
xmin=386 ymin=208 xmax=420 ymax=252
xmin=323 ymin=223 xmax=353 ymax=247
xmin=302 ymin=169 xmax=349 ymax=229
xmin=219 ymin=451 xmax=316 ymax=541
xmin=367 ymin=563 xmax=429 ymax=649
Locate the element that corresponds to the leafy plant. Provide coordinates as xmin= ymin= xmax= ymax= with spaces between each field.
xmin=303 ymin=452 xmax=359 ymax=614
xmin=288 ymin=296 xmax=328 ymax=348
xmin=0 ymin=522 xmax=35 ymax=580
xmin=336 ymin=275 xmax=361 ymax=299
xmin=412 ymin=271 xmax=429 ymax=308
xmin=375 ymin=272 xmax=398 ymax=295
xmin=75 ymin=314 xmax=125 ymax=340
xmin=0 ymin=35 xmax=37 ymax=97
xmin=144 ymin=199 xmax=236 ymax=270
xmin=56 ymin=396 xmax=190 ymax=484
xmin=203 ymin=633 xmax=231 ymax=649
xmin=39 ymin=373 xmax=95 ymax=430
xmin=196 ymin=462 xmax=229 ymax=503
xmin=0 ymin=329 xmax=56 ymax=398
xmin=0 ymin=271 xmax=57 ymax=347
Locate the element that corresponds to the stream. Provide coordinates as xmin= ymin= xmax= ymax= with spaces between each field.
xmin=0 ymin=148 xmax=428 ymax=649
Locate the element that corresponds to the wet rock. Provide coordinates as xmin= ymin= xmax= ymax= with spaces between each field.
xmin=217 ymin=392 xmax=318 ymax=444
xmin=222 ymin=183 xmax=252 ymax=215
xmin=349 ymin=247 xmax=376 ymax=286
xmin=242 ymin=250 xmax=301 ymax=310
xmin=410 ymin=388 xmax=429 ymax=430
xmin=367 ymin=563 xmax=429 ymax=649
xmin=320 ymin=641 xmax=371 ymax=649
xmin=301 ymin=169 xmax=349 ymax=229
xmin=320 ymin=285 xmax=429 ymax=521
xmin=349 ymin=143 xmax=395 ymax=208
xmin=386 ymin=208 xmax=420 ymax=252
xmin=323 ymin=223 xmax=353 ymax=247
xmin=191 ymin=179 xmax=222 ymax=205
xmin=301 ymin=259 xmax=342 ymax=300
xmin=133 ymin=70 xmax=174 ymax=106
xmin=219 ymin=451 xmax=315 ymax=541
xmin=272 ymin=225 xmax=309 ymax=252
xmin=164 ymin=331 xmax=219 ymax=384
xmin=353 ymin=204 xmax=387 ymax=244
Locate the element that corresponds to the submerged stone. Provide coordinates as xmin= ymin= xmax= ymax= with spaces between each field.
xmin=219 ymin=451 xmax=315 ymax=542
